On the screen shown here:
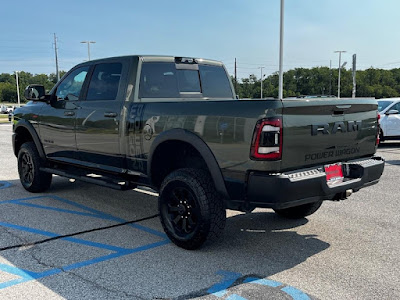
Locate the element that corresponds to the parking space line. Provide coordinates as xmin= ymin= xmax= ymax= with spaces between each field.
xmin=0 ymin=195 xmax=167 ymax=238
xmin=0 ymin=195 xmax=171 ymax=289
xmin=0 ymin=181 xmax=12 ymax=190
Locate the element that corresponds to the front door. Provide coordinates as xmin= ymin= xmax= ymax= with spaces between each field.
xmin=39 ymin=66 xmax=89 ymax=161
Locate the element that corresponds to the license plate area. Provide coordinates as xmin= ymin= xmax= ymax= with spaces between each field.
xmin=325 ymin=163 xmax=344 ymax=186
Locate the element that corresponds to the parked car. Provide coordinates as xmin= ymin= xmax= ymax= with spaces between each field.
xmin=0 ymin=105 xmax=8 ymax=114
xmin=377 ymin=98 xmax=400 ymax=142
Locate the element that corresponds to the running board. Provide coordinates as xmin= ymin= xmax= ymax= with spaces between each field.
xmin=40 ymin=167 xmax=137 ymax=191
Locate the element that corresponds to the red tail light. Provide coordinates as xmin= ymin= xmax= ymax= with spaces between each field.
xmin=250 ymin=118 xmax=283 ymax=160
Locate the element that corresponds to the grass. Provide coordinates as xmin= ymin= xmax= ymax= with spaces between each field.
xmin=0 ymin=114 xmax=10 ymax=123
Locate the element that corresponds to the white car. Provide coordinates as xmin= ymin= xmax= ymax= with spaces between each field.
xmin=378 ymin=98 xmax=400 ymax=142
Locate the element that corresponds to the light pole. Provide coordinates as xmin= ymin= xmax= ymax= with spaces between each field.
xmin=15 ymin=71 xmax=20 ymax=107
xmin=334 ymin=50 xmax=346 ymax=98
xmin=259 ymin=67 xmax=265 ymax=99
xmin=81 ymin=41 xmax=96 ymax=61
xmin=278 ymin=0 xmax=285 ymax=100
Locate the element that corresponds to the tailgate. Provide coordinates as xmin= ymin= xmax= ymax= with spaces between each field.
xmin=281 ymin=98 xmax=378 ymax=171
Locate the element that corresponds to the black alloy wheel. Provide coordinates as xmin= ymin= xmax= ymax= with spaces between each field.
xmin=162 ymin=185 xmax=200 ymax=238
xmin=159 ymin=168 xmax=226 ymax=250
xmin=18 ymin=142 xmax=52 ymax=193
xmin=20 ymin=151 xmax=34 ymax=186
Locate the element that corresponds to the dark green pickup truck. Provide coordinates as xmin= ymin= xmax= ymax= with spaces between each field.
xmin=12 ymin=55 xmax=384 ymax=249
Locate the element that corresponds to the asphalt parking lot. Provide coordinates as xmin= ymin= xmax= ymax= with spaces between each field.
xmin=0 ymin=122 xmax=399 ymax=300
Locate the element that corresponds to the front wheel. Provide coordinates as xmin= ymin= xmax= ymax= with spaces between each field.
xmin=159 ymin=168 xmax=226 ymax=250
xmin=273 ymin=201 xmax=322 ymax=219
xmin=18 ymin=142 xmax=52 ymax=193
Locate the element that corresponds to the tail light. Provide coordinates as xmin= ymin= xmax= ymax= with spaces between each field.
xmin=250 ymin=118 xmax=283 ymax=160
xmin=376 ymin=113 xmax=381 ymax=146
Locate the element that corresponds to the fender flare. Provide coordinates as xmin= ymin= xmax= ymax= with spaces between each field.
xmin=13 ymin=120 xmax=46 ymax=159
xmin=148 ymin=129 xmax=230 ymax=199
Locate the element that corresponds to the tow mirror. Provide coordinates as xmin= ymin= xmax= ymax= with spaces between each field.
xmin=24 ymin=85 xmax=46 ymax=101
xmin=385 ymin=109 xmax=399 ymax=115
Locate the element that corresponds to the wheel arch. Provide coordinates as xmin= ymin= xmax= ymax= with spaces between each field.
xmin=147 ymin=129 xmax=229 ymax=200
xmin=13 ymin=120 xmax=46 ymax=159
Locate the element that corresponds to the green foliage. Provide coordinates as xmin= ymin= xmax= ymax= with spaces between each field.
xmin=235 ymin=67 xmax=400 ymax=99
xmin=0 ymin=71 xmax=64 ymax=103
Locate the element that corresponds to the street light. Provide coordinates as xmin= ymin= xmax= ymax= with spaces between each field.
xmin=15 ymin=71 xmax=20 ymax=107
xmin=81 ymin=41 xmax=96 ymax=61
xmin=334 ymin=50 xmax=346 ymax=98
xmin=278 ymin=0 xmax=284 ymax=100
xmin=259 ymin=67 xmax=265 ymax=99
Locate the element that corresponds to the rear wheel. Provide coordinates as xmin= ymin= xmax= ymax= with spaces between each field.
xmin=159 ymin=168 xmax=226 ymax=250
xmin=273 ymin=201 xmax=322 ymax=219
xmin=18 ymin=142 xmax=52 ymax=193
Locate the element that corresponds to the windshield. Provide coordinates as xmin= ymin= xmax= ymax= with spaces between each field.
xmin=377 ymin=100 xmax=393 ymax=112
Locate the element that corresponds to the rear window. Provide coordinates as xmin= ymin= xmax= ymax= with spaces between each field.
xmin=139 ymin=62 xmax=233 ymax=99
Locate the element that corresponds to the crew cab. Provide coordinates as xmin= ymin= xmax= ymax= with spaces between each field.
xmin=12 ymin=55 xmax=384 ymax=249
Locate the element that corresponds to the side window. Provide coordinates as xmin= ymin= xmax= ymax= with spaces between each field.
xmin=55 ymin=66 xmax=89 ymax=101
xmin=86 ymin=63 xmax=122 ymax=100
xmin=391 ymin=103 xmax=400 ymax=112
xmin=139 ymin=62 xmax=179 ymax=98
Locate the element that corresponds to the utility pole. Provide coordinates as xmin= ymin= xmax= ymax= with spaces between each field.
xmin=81 ymin=41 xmax=96 ymax=61
xmin=15 ymin=71 xmax=20 ymax=107
xmin=259 ymin=67 xmax=265 ymax=99
xmin=352 ymin=54 xmax=357 ymax=98
xmin=278 ymin=0 xmax=285 ymax=100
xmin=334 ymin=50 xmax=346 ymax=98
xmin=54 ymin=33 xmax=60 ymax=82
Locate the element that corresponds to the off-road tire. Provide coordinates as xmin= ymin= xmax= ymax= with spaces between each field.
xmin=273 ymin=200 xmax=323 ymax=219
xmin=18 ymin=142 xmax=52 ymax=193
xmin=159 ymin=168 xmax=226 ymax=250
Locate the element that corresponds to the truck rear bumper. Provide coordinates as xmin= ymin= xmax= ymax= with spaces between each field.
xmin=246 ymin=156 xmax=385 ymax=209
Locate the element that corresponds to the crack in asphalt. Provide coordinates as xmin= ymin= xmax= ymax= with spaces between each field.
xmin=1 ymin=226 xmax=29 ymax=246
xmin=0 ymin=214 xmax=159 ymax=252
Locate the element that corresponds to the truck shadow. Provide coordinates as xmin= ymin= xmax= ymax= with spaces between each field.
xmin=0 ymin=178 xmax=329 ymax=299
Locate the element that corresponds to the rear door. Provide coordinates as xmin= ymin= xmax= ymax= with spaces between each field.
xmin=75 ymin=59 xmax=129 ymax=170
xmin=281 ymin=98 xmax=378 ymax=171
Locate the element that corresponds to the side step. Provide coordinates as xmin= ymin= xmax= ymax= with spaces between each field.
xmin=40 ymin=167 xmax=137 ymax=191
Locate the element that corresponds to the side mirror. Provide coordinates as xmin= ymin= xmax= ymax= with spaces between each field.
xmin=385 ymin=109 xmax=399 ymax=115
xmin=24 ymin=85 xmax=46 ymax=101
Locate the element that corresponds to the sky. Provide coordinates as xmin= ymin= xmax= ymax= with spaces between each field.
xmin=1 ymin=0 xmax=400 ymax=79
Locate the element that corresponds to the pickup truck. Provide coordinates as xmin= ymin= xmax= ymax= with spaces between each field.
xmin=12 ymin=55 xmax=385 ymax=249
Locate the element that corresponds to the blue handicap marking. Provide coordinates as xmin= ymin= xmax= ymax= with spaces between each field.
xmin=0 ymin=181 xmax=12 ymax=190
xmin=209 ymin=270 xmax=311 ymax=300
xmin=226 ymin=295 xmax=247 ymax=300
xmin=0 ymin=195 xmax=170 ymax=290
xmin=207 ymin=270 xmax=242 ymax=297
xmin=243 ymin=277 xmax=282 ymax=287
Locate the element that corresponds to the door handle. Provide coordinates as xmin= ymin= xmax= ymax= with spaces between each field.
xmin=64 ymin=111 xmax=75 ymax=116
xmin=104 ymin=112 xmax=117 ymax=118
